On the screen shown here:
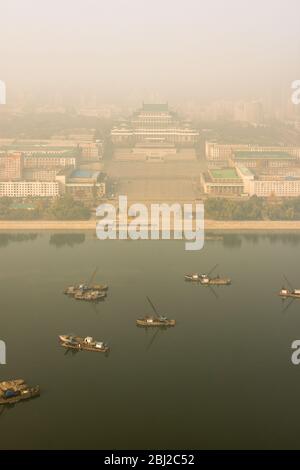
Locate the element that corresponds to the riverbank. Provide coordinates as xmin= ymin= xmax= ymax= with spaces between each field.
xmin=2 ymin=219 xmax=300 ymax=231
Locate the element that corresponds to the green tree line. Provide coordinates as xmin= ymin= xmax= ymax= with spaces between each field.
xmin=205 ymin=196 xmax=300 ymax=221
xmin=0 ymin=194 xmax=90 ymax=220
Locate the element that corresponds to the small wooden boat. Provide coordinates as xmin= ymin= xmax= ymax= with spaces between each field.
xmin=185 ymin=273 xmax=231 ymax=284
xmin=279 ymin=288 xmax=300 ymax=299
xmin=59 ymin=335 xmax=110 ymax=353
xmin=73 ymin=290 xmax=106 ymax=301
xmin=185 ymin=264 xmax=231 ymax=285
xmin=0 ymin=379 xmax=40 ymax=405
xmin=64 ymin=284 xmax=108 ymax=295
xmin=136 ymin=317 xmax=176 ymax=327
xmin=136 ymin=297 xmax=176 ymax=328
xmin=64 ymin=268 xmax=108 ymax=299
xmin=279 ymin=275 xmax=300 ymax=299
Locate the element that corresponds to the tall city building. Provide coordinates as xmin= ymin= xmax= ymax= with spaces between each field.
xmin=0 ymin=152 xmax=23 ymax=180
xmin=234 ymin=101 xmax=264 ymax=124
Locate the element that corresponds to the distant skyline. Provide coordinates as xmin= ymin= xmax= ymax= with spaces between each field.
xmin=1 ymin=0 xmax=300 ymax=104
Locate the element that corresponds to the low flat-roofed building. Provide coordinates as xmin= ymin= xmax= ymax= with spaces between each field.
xmin=0 ymin=144 xmax=79 ymax=156
xmin=24 ymin=151 xmax=78 ymax=169
xmin=0 ymin=181 xmax=59 ymax=197
xmin=251 ymin=178 xmax=300 ymax=197
xmin=201 ymin=168 xmax=244 ymax=195
xmin=23 ymin=168 xmax=58 ymax=181
xmin=235 ymin=166 xmax=254 ymax=194
xmin=205 ymin=142 xmax=300 ymax=162
xmin=56 ymin=168 xmax=106 ymax=201
xmin=237 ymin=166 xmax=300 ymax=197
xmin=79 ymin=141 xmax=103 ymax=160
xmin=0 ymin=138 xmax=92 ymax=148
xmin=232 ymin=151 xmax=296 ymax=168
xmin=0 ymin=143 xmax=79 ymax=169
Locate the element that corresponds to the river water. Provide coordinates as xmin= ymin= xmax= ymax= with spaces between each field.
xmin=1 ymin=231 xmax=300 ymax=449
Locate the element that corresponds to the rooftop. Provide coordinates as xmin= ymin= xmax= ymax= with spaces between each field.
xmin=24 ymin=150 xmax=79 ymax=158
xmin=234 ymin=151 xmax=294 ymax=159
xmin=70 ymin=169 xmax=99 ymax=179
xmin=210 ymin=168 xmax=240 ymax=180
xmin=0 ymin=145 xmax=77 ymax=151
xmin=237 ymin=166 xmax=254 ymax=177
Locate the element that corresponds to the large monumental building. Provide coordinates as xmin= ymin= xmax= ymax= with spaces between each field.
xmin=111 ymin=103 xmax=199 ymax=161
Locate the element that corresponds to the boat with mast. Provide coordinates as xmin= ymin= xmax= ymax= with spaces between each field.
xmin=64 ymin=267 xmax=108 ymax=301
xmin=185 ymin=264 xmax=231 ymax=285
xmin=279 ymin=275 xmax=300 ymax=299
xmin=136 ymin=297 xmax=176 ymax=327
xmin=58 ymin=334 xmax=110 ymax=353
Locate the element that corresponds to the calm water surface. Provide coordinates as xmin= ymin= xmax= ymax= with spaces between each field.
xmin=1 ymin=231 xmax=300 ymax=449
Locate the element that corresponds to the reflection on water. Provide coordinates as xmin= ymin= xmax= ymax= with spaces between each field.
xmin=49 ymin=233 xmax=86 ymax=248
xmin=0 ymin=233 xmax=39 ymax=248
xmin=242 ymin=232 xmax=300 ymax=246
xmin=207 ymin=232 xmax=300 ymax=248
xmin=1 ymin=231 xmax=300 ymax=250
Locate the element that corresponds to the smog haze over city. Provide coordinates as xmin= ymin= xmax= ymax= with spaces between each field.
xmin=2 ymin=0 xmax=300 ymax=457
xmin=1 ymin=0 xmax=300 ymax=105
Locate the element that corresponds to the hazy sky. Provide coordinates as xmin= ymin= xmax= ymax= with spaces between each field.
xmin=1 ymin=0 xmax=300 ymax=103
